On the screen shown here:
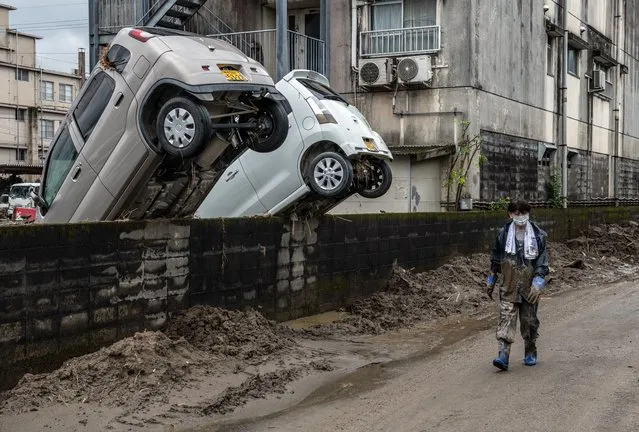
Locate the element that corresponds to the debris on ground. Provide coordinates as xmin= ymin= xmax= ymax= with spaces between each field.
xmin=297 ymin=222 xmax=639 ymax=337
xmin=165 ymin=306 xmax=296 ymax=363
xmin=0 ymin=332 xmax=210 ymax=414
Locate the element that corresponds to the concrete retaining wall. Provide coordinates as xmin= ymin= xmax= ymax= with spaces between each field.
xmin=2 ymin=207 xmax=639 ymax=389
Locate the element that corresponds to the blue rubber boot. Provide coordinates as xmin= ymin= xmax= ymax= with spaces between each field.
xmin=524 ymin=341 xmax=537 ymax=366
xmin=492 ymin=340 xmax=511 ymax=371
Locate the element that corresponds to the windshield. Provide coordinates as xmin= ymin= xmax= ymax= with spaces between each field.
xmin=297 ymin=78 xmax=349 ymax=105
xmin=10 ymin=185 xmax=38 ymax=199
xmin=42 ymin=126 xmax=78 ymax=207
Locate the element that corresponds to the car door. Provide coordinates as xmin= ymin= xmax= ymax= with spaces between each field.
xmin=39 ymin=121 xmax=100 ymax=223
xmin=240 ymin=108 xmax=306 ymax=211
xmin=195 ymin=158 xmax=267 ymax=218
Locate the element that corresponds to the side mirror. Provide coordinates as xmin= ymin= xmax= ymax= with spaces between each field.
xmin=30 ymin=190 xmax=47 ymax=210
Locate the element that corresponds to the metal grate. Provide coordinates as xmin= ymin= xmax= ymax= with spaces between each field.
xmin=360 ymin=62 xmax=380 ymax=84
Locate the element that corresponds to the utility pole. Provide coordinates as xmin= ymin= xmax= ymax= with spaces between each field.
xmin=320 ymin=0 xmax=330 ymax=79
xmin=275 ymin=0 xmax=289 ymax=81
xmin=560 ymin=0 xmax=568 ymax=208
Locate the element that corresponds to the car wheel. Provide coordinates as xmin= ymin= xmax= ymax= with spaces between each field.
xmin=307 ymin=152 xmax=353 ymax=197
xmin=357 ymin=159 xmax=393 ymax=199
xmin=156 ymin=96 xmax=211 ymax=159
xmin=244 ymin=98 xmax=289 ymax=153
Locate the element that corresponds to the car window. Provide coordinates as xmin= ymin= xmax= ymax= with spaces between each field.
xmin=73 ymin=71 xmax=115 ymax=141
xmin=105 ymin=44 xmax=131 ymax=73
xmin=297 ymin=78 xmax=348 ymax=105
xmin=42 ymin=126 xmax=78 ymax=207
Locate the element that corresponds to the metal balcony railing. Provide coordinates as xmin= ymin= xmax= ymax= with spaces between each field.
xmin=209 ymin=29 xmax=326 ymax=78
xmin=360 ymin=25 xmax=441 ymax=57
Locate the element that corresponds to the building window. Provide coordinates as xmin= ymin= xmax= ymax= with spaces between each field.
xmin=366 ymin=0 xmax=438 ymax=56
xmin=16 ymin=149 xmax=26 ymax=161
xmin=15 ymin=108 xmax=26 ymax=121
xmin=371 ymin=0 xmax=437 ymax=30
xmin=41 ymin=119 xmax=55 ymax=140
xmin=547 ymin=35 xmax=554 ymax=76
xmin=41 ymin=81 xmax=54 ymax=101
xmin=16 ymin=68 xmax=29 ymax=81
xmin=568 ymin=47 xmax=579 ymax=76
xmin=59 ymin=83 xmax=73 ymax=103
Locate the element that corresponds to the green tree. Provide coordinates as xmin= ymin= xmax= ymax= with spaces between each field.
xmin=445 ymin=121 xmax=487 ymax=210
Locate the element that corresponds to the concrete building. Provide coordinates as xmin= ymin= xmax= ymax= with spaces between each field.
xmin=91 ymin=0 xmax=639 ymax=212
xmin=0 ymin=3 xmax=83 ymax=172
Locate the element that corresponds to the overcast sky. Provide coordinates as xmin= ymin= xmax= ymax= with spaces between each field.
xmin=3 ymin=0 xmax=88 ymax=74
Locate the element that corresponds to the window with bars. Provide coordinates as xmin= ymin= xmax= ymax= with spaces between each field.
xmin=60 ymin=84 xmax=73 ymax=103
xmin=41 ymin=81 xmax=54 ymax=101
xmin=41 ymin=119 xmax=55 ymax=139
xmin=16 ymin=68 xmax=29 ymax=81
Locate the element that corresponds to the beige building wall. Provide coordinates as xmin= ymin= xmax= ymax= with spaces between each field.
xmin=0 ymin=4 xmax=81 ymax=171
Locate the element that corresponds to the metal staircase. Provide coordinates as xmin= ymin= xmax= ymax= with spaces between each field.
xmin=139 ymin=0 xmax=207 ymax=30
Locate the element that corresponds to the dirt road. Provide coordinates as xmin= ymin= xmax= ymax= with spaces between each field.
xmin=214 ymin=279 xmax=639 ymax=432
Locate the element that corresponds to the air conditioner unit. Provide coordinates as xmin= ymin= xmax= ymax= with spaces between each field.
xmin=358 ymin=58 xmax=392 ymax=88
xmin=590 ymin=69 xmax=605 ymax=92
xmin=396 ymin=55 xmax=433 ymax=87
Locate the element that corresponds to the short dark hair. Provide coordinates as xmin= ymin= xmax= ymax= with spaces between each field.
xmin=507 ymin=199 xmax=532 ymax=214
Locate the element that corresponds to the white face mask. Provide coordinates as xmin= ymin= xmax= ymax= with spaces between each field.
xmin=512 ymin=214 xmax=529 ymax=226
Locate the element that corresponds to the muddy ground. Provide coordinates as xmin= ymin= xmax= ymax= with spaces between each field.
xmin=0 ymin=221 xmax=638 ymax=431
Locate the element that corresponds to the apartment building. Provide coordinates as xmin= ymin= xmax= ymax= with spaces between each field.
xmin=92 ymin=0 xmax=639 ymax=212
xmin=0 ymin=3 xmax=83 ymax=170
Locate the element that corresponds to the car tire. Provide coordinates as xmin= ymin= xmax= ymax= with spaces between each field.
xmin=357 ymin=159 xmax=393 ymax=199
xmin=156 ymin=96 xmax=211 ymax=159
xmin=307 ymin=152 xmax=353 ymax=197
xmin=244 ymin=98 xmax=289 ymax=153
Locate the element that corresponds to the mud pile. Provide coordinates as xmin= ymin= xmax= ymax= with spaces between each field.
xmin=301 ymin=254 xmax=492 ymax=336
xmin=0 ymin=332 xmax=208 ymax=414
xmin=165 ymin=306 xmax=297 ymax=362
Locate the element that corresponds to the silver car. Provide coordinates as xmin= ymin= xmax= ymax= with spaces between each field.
xmin=33 ymin=26 xmax=290 ymax=223
xmin=195 ymin=70 xmax=393 ymax=219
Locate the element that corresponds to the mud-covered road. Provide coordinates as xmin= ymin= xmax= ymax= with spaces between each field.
xmin=1 ymin=222 xmax=638 ymax=432
xmin=215 ymin=279 xmax=639 ymax=432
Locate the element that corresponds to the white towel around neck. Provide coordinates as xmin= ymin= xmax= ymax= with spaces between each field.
xmin=505 ymin=221 xmax=538 ymax=259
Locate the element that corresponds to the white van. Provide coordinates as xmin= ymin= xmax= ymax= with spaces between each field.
xmin=8 ymin=183 xmax=39 ymax=219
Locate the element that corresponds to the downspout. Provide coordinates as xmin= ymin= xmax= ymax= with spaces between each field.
xmin=612 ymin=0 xmax=622 ymax=204
xmin=560 ymin=0 xmax=568 ymax=208
xmin=351 ymin=0 xmax=358 ymax=72
xmin=15 ymin=31 xmax=19 ymax=160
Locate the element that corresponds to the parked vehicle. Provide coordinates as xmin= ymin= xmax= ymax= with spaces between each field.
xmin=32 ymin=26 xmax=290 ymax=223
xmin=8 ymin=183 xmax=39 ymax=219
xmin=195 ymin=69 xmax=393 ymax=219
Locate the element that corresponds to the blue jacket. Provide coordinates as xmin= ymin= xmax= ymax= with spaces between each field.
xmin=490 ymin=221 xmax=549 ymax=278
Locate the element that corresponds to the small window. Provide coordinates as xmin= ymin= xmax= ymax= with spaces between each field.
xmin=568 ymin=47 xmax=579 ymax=76
xmin=59 ymin=83 xmax=74 ymax=103
xmin=105 ymin=44 xmax=131 ymax=73
xmin=16 ymin=68 xmax=29 ymax=81
xmin=41 ymin=119 xmax=55 ymax=140
xmin=546 ymin=35 xmax=554 ymax=76
xmin=42 ymin=126 xmax=78 ymax=208
xmin=73 ymin=71 xmax=115 ymax=141
xmin=15 ymin=149 xmax=26 ymax=161
xmin=41 ymin=81 xmax=54 ymax=101
xmin=15 ymin=108 xmax=26 ymax=121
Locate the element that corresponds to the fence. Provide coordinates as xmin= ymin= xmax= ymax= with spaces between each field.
xmin=210 ymin=29 xmax=326 ymax=78
xmin=360 ymin=25 xmax=441 ymax=57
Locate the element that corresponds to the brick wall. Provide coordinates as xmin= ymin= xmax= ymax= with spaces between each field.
xmin=2 ymin=206 xmax=639 ymax=389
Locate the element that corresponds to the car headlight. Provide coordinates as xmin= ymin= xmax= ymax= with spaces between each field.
xmin=306 ymin=96 xmax=337 ymax=124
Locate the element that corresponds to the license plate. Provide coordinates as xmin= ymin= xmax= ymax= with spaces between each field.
xmin=221 ymin=70 xmax=247 ymax=81
xmin=363 ymin=138 xmax=378 ymax=151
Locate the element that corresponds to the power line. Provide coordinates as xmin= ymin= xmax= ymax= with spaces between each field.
xmin=15 ymin=2 xmax=86 ymax=8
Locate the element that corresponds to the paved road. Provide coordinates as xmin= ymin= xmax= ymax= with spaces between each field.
xmin=222 ymin=280 xmax=639 ymax=432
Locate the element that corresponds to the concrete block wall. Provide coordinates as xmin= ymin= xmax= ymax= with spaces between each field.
xmin=2 ymin=207 xmax=639 ymax=389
